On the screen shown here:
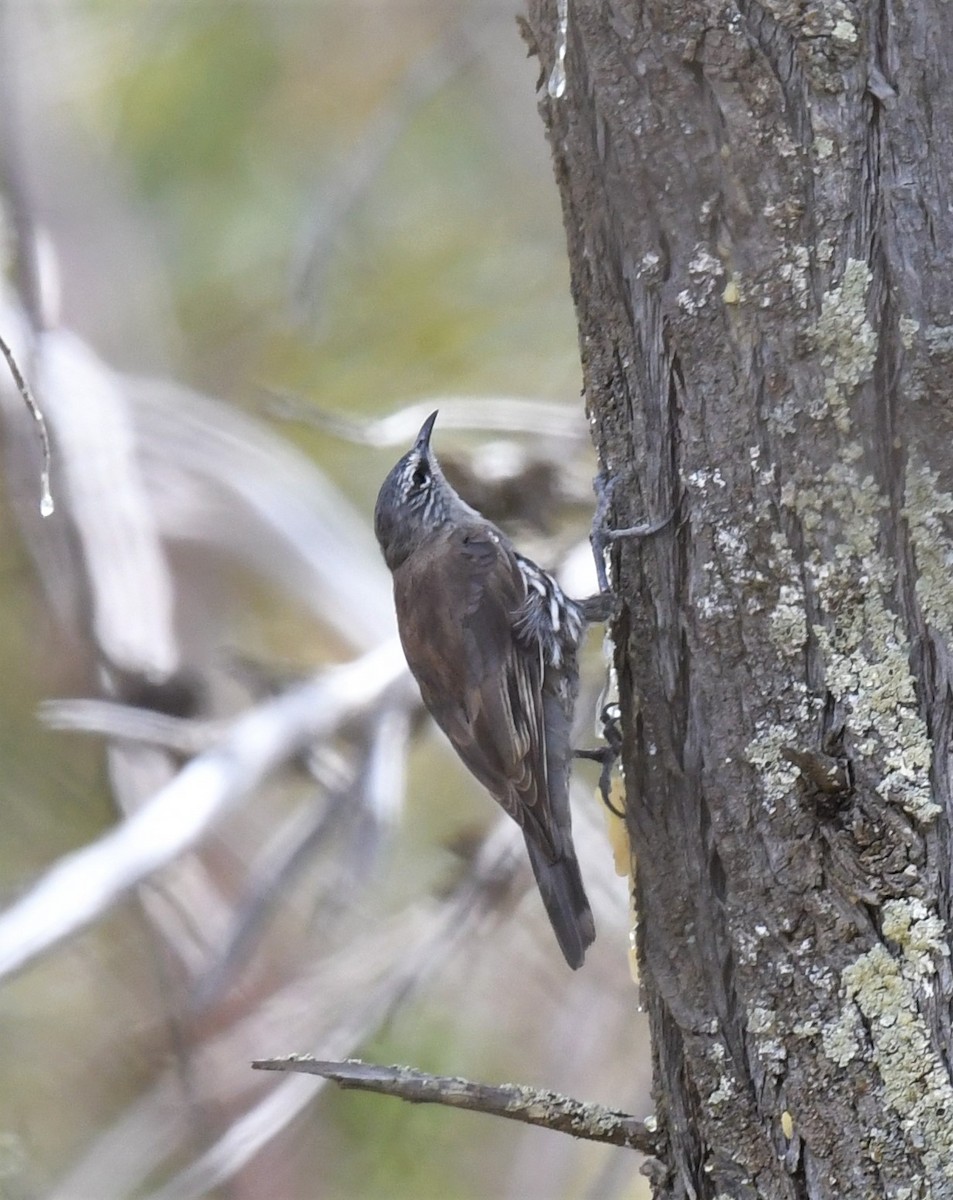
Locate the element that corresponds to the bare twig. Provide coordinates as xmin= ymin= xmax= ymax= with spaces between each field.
xmin=0 ymin=330 xmax=53 ymax=515
xmin=251 ymin=1058 xmax=660 ymax=1155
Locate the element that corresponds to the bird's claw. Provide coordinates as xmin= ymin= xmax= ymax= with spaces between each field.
xmin=589 ymin=470 xmax=676 ymax=594
xmin=574 ymin=703 xmax=625 ymax=816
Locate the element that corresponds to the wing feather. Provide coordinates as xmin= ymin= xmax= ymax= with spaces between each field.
xmin=392 ymin=525 xmax=557 ymax=859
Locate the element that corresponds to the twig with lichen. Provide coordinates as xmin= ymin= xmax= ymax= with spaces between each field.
xmin=250 ymin=1057 xmax=660 ymax=1154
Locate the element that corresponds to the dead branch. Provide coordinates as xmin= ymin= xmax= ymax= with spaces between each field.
xmin=251 ymin=1057 xmax=660 ymax=1156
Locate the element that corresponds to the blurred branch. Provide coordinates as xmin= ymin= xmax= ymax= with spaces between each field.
xmin=251 ymin=1058 xmax=659 ymax=1155
xmin=39 ymin=328 xmax=182 ymax=680
xmin=0 ymin=640 xmax=412 ymax=982
xmin=128 ymin=375 xmax=394 ymax=649
xmin=263 ymin=393 xmax=587 ymax=445
xmin=136 ymin=820 xmax=526 ymax=1200
xmin=189 ymin=701 xmax=410 ymax=1011
xmin=41 ymin=698 xmax=220 ymax=753
xmin=0 ymin=330 xmax=53 ymax=514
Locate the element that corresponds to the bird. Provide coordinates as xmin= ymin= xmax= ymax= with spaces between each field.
xmin=374 ymin=410 xmax=595 ymax=968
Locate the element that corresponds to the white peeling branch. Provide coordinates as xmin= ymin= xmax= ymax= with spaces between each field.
xmin=264 ymin=394 xmax=587 ymax=447
xmin=37 ymin=329 xmax=180 ymax=678
xmin=127 ymin=375 xmax=394 ymax=650
xmin=0 ymin=640 xmax=411 ymax=981
xmin=41 ymin=698 xmax=222 ymax=754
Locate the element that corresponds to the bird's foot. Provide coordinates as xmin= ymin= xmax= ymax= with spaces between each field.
xmin=589 ymin=469 xmax=676 ymax=594
xmin=574 ymin=703 xmax=625 ymax=816
xmin=578 ymin=592 xmax=614 ymax=623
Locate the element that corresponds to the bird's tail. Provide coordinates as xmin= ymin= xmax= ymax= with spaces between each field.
xmin=523 ymin=835 xmax=595 ymax=969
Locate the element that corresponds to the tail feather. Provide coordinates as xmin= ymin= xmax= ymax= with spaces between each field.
xmin=524 ymin=835 xmax=595 ymax=969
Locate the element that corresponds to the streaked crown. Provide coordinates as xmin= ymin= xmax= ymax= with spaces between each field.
xmin=374 ymin=411 xmax=467 ymax=570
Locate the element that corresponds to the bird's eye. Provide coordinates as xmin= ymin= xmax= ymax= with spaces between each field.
xmin=411 ymin=463 xmax=428 ymax=490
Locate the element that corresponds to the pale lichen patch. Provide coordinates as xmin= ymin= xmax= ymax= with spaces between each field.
xmin=747 ymin=722 xmax=803 ymax=813
xmin=831 ymin=16 xmax=857 ymax=42
xmin=767 ymin=532 xmax=809 ymax=657
xmin=904 ymin=460 xmax=953 ymax=636
xmin=922 ymin=323 xmax=953 ymax=357
xmin=768 ymin=583 xmax=806 ymax=652
xmin=787 ymin=459 xmax=937 ymax=825
xmin=677 ymin=243 xmax=724 ymax=313
xmin=708 ymin=1072 xmax=736 ymax=1107
xmin=880 ymin=899 xmax=950 ymax=982
xmin=749 ymin=1004 xmax=787 ymax=1065
xmin=688 ymin=245 xmax=724 ymax=279
xmin=743 ymin=528 xmax=812 ymax=788
xmin=838 ymin=944 xmax=953 ymax=1187
xmin=899 ymin=317 xmax=919 ymax=349
xmin=821 ymin=998 xmax=861 ymax=1066
xmin=811 ymin=258 xmax=876 ymax=430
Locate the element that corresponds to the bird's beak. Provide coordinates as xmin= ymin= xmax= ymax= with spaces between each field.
xmin=414 ymin=410 xmax=439 ymax=454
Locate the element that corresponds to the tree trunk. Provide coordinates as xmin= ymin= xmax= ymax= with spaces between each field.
xmin=526 ymin=1 xmax=953 ymax=1196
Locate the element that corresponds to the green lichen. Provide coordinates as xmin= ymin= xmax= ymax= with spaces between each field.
xmin=811 ymin=258 xmax=876 ymax=430
xmin=751 ymin=262 xmax=938 ymax=831
xmin=747 ymin=722 xmax=803 ymax=812
xmin=811 ymin=608 xmax=936 ymax=824
xmin=821 ymin=1001 xmax=861 ymax=1066
xmin=899 ymin=317 xmax=919 ymax=349
xmin=767 ymin=530 xmax=809 ymax=656
xmin=922 ymin=323 xmax=953 ymax=357
xmin=838 ymin=944 xmax=953 ymax=1188
xmin=787 ymin=457 xmax=937 ymax=825
xmin=904 ymin=460 xmax=953 ymax=636
xmin=748 ymin=1003 xmax=787 ymax=1065
xmin=880 ymin=899 xmax=950 ymax=981
xmin=708 ymin=1073 xmax=736 ymax=1108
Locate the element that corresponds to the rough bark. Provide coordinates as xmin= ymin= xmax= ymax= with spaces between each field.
xmin=526 ymin=1 xmax=953 ymax=1196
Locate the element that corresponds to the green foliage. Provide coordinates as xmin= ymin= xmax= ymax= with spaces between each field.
xmin=112 ymin=4 xmax=282 ymax=195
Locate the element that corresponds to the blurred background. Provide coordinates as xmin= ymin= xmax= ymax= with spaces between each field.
xmin=0 ymin=2 xmax=651 ymax=1197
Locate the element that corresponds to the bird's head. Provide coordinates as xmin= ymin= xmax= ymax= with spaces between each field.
xmin=374 ymin=411 xmax=463 ymax=570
